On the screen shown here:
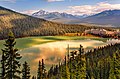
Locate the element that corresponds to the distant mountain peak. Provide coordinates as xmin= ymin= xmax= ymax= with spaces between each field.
xmin=32 ymin=10 xmax=49 ymax=16
xmin=80 ymin=9 xmax=120 ymax=26
xmin=32 ymin=10 xmax=76 ymax=17
xmin=32 ymin=9 xmax=120 ymax=26
xmin=91 ymin=9 xmax=120 ymax=17
xmin=32 ymin=10 xmax=87 ymax=24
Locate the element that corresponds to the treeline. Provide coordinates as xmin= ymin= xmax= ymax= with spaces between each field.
xmin=48 ymin=44 xmax=120 ymax=79
xmin=0 ymin=6 xmax=113 ymax=39
xmin=0 ymin=32 xmax=120 ymax=79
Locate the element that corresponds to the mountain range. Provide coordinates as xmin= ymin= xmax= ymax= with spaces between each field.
xmin=32 ymin=10 xmax=86 ymax=24
xmin=81 ymin=10 xmax=120 ymax=26
xmin=32 ymin=10 xmax=120 ymax=26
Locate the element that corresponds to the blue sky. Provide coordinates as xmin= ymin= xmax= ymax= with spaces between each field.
xmin=0 ymin=0 xmax=120 ymax=15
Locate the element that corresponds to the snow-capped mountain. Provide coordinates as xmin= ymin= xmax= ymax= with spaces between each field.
xmin=32 ymin=10 xmax=85 ymax=24
xmin=32 ymin=9 xmax=120 ymax=26
xmin=32 ymin=10 xmax=49 ymax=16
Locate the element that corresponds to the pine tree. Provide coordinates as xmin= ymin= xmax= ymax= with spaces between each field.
xmin=69 ymin=51 xmax=77 ymax=79
xmin=48 ymin=65 xmax=54 ymax=78
xmin=2 ymin=31 xmax=22 ymax=79
xmin=86 ymin=55 xmax=91 ymax=79
xmin=41 ymin=59 xmax=46 ymax=79
xmin=22 ymin=61 xmax=31 ymax=79
xmin=114 ymin=51 xmax=120 ymax=79
xmin=1 ymin=49 xmax=7 ymax=79
xmin=76 ymin=45 xmax=86 ymax=79
xmin=78 ymin=45 xmax=84 ymax=58
xmin=109 ymin=50 xmax=120 ymax=79
xmin=67 ymin=44 xmax=70 ymax=61
xmin=64 ymin=56 xmax=70 ymax=79
xmin=37 ymin=59 xmax=46 ymax=79
xmin=37 ymin=61 xmax=42 ymax=79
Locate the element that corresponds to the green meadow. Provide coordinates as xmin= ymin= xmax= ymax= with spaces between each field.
xmin=0 ymin=36 xmax=108 ymax=50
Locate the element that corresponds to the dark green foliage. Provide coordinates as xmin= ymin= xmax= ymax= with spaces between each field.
xmin=37 ymin=59 xmax=47 ymax=79
xmin=48 ymin=65 xmax=54 ymax=78
xmin=64 ymin=56 xmax=70 ymax=79
xmin=1 ymin=48 xmax=6 ymax=79
xmin=37 ymin=61 xmax=42 ymax=79
xmin=1 ymin=31 xmax=22 ymax=79
xmin=109 ymin=50 xmax=120 ymax=79
xmin=22 ymin=61 xmax=30 ymax=79
xmin=86 ymin=44 xmax=120 ymax=79
xmin=48 ymin=43 xmax=120 ymax=79
xmin=41 ymin=59 xmax=47 ymax=79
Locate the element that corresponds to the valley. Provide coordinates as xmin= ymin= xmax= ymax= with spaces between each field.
xmin=0 ymin=4 xmax=120 ymax=79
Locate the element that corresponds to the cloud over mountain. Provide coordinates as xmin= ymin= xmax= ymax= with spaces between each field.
xmin=22 ymin=2 xmax=120 ymax=16
xmin=22 ymin=10 xmax=39 ymax=15
xmin=66 ymin=2 xmax=120 ymax=15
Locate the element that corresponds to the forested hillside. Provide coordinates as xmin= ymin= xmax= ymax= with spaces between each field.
xmin=0 ymin=6 xmax=113 ymax=39
xmin=47 ymin=44 xmax=120 ymax=79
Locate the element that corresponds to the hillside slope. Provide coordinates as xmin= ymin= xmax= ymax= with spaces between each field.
xmin=0 ymin=6 xmax=112 ymax=39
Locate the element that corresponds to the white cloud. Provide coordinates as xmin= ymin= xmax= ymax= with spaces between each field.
xmin=65 ymin=2 xmax=120 ymax=15
xmin=21 ymin=10 xmax=39 ymax=15
xmin=47 ymin=0 xmax=64 ymax=2
xmin=21 ymin=2 xmax=120 ymax=16
xmin=0 ymin=0 xmax=16 ymax=2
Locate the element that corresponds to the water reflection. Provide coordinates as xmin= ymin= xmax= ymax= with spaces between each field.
xmin=20 ymin=39 xmax=108 ymax=75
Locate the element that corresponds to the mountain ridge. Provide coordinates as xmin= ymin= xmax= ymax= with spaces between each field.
xmin=78 ymin=9 xmax=120 ymax=26
xmin=32 ymin=9 xmax=120 ymax=26
xmin=32 ymin=10 xmax=86 ymax=24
